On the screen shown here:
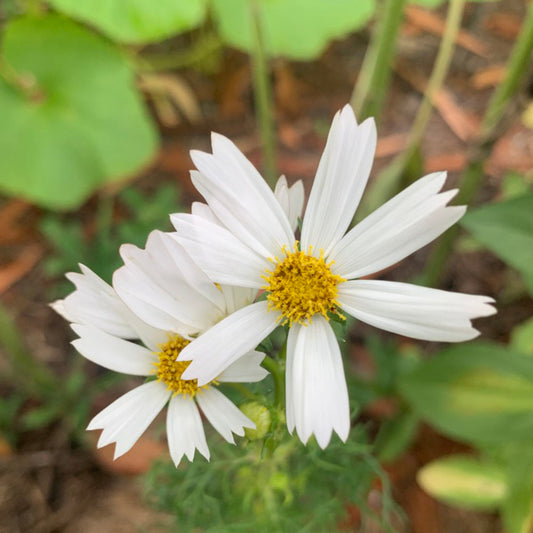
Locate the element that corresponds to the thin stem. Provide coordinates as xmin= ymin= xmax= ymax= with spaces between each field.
xmin=421 ymin=2 xmax=533 ymax=286
xmin=351 ymin=0 xmax=407 ymax=123
xmin=405 ymin=0 xmax=466 ymax=160
xmin=357 ymin=0 xmax=465 ymax=220
xmin=261 ymin=356 xmax=285 ymax=408
xmin=249 ymin=1 xmax=277 ymax=186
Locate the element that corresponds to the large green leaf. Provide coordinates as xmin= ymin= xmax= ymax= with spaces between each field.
xmin=0 ymin=15 xmax=157 ymax=210
xmin=210 ymin=0 xmax=375 ymax=60
xmin=417 ymin=455 xmax=507 ymax=511
xmin=47 ymin=0 xmax=206 ymax=43
xmin=461 ymin=192 xmax=533 ymax=293
xmin=511 ymin=317 xmax=533 ymax=356
xmin=398 ymin=342 xmax=533 ymax=445
xmin=502 ymin=447 xmax=533 ymax=533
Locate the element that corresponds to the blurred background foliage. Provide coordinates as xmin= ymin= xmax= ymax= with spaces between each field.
xmin=1 ymin=0 xmax=533 ymax=532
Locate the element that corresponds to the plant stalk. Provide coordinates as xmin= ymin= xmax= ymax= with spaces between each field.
xmin=249 ymin=1 xmax=277 ymax=186
xmin=421 ymin=2 xmax=533 ymax=286
xmin=261 ymin=356 xmax=285 ymax=408
xmin=351 ymin=0 xmax=407 ymax=123
xmin=357 ymin=0 xmax=466 ymax=220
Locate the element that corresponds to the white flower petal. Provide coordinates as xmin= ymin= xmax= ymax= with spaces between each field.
xmin=274 ymin=175 xmax=305 ymax=232
xmin=301 ymin=105 xmax=377 ymax=256
xmin=171 ymin=214 xmax=270 ymax=288
xmin=55 ymin=264 xmax=137 ymax=338
xmin=167 ymin=395 xmax=209 ymax=466
xmin=88 ymin=381 xmax=169 ymax=459
xmin=287 ymin=317 xmax=350 ymax=448
xmin=114 ymin=232 xmax=225 ymax=334
xmin=179 ymin=301 xmax=280 ymax=386
xmin=338 ymin=280 xmax=496 ymax=342
xmin=329 ymin=172 xmax=465 ymax=279
xmin=218 ymin=350 xmax=269 ymax=383
xmin=191 ymin=201 xmax=221 ymax=225
xmin=123 ymin=313 xmax=169 ymax=353
xmin=190 ymin=133 xmax=294 ymax=256
xmin=196 ymin=387 xmax=254 ymax=444
xmin=219 ymin=285 xmax=258 ymax=315
xmin=71 ymin=323 xmax=157 ymax=375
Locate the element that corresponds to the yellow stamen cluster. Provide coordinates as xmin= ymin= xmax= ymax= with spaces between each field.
xmin=263 ymin=243 xmax=345 ymax=326
xmin=154 ymin=335 xmax=209 ymax=398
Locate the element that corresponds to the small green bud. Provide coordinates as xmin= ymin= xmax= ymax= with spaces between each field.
xmin=240 ymin=402 xmax=271 ymax=440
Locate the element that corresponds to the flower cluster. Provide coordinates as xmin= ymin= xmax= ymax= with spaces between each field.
xmin=53 ymin=104 xmax=495 ymax=463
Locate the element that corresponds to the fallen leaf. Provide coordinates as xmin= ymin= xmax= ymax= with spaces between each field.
xmin=376 ymin=133 xmax=407 ymax=158
xmin=405 ymin=6 xmax=487 ymax=56
xmin=138 ymin=73 xmax=202 ymax=124
xmin=0 ymin=200 xmax=33 ymax=245
xmin=488 ymin=122 xmax=533 ymax=176
xmin=91 ymin=432 xmax=167 ymax=476
xmin=395 ymin=61 xmax=481 ymax=141
xmin=470 ymin=64 xmax=506 ymax=90
xmin=425 ymin=152 xmax=467 ymax=173
xmin=0 ymin=245 xmax=43 ymax=294
xmin=484 ymin=12 xmax=522 ymax=41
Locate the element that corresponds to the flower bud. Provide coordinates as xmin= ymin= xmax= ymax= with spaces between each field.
xmin=240 ymin=402 xmax=271 ymax=440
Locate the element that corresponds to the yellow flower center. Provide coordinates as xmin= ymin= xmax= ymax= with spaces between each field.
xmin=154 ymin=335 xmax=212 ymax=397
xmin=262 ymin=243 xmax=345 ymax=326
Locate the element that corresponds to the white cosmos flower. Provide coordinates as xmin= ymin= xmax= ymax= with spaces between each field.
xmin=53 ymin=232 xmax=269 ymax=466
xmin=170 ymin=104 xmax=496 ymax=449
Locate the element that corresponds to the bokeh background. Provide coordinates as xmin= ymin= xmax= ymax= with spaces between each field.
xmin=1 ymin=0 xmax=532 ymax=531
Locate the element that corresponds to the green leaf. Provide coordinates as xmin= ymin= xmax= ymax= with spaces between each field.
xmin=211 ymin=0 xmax=375 ymax=60
xmin=0 ymin=15 xmax=157 ymax=210
xmin=417 ymin=455 xmax=507 ymax=511
xmin=502 ymin=448 xmax=533 ymax=533
xmin=410 ymin=0 xmax=498 ymax=5
xmin=375 ymin=411 xmax=419 ymax=463
xmin=398 ymin=342 xmax=533 ymax=445
xmin=511 ymin=317 xmax=533 ymax=356
xmin=501 ymin=172 xmax=532 ymax=200
xmin=46 ymin=0 xmax=207 ymax=43
xmin=461 ymin=192 xmax=533 ymax=293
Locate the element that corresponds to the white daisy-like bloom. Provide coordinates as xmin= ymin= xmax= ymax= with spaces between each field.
xmin=52 ymin=231 xmax=270 ymax=466
xmin=170 ymin=104 xmax=496 ymax=449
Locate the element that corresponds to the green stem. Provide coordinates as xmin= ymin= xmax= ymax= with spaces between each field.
xmin=261 ymin=356 xmax=285 ymax=408
xmin=357 ymin=0 xmax=465 ymax=220
xmin=351 ymin=0 xmax=407 ymax=123
xmin=404 ymin=0 xmax=466 ymax=162
xmin=249 ymin=1 xmax=277 ymax=186
xmin=0 ymin=300 xmax=56 ymax=395
xmin=421 ymin=2 xmax=533 ymax=286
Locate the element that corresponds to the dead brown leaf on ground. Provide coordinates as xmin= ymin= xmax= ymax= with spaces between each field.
xmin=404 ymin=6 xmax=488 ymax=56
xmin=0 ymin=245 xmax=43 ymax=295
xmin=396 ymin=61 xmax=481 ymax=142
xmin=484 ymin=11 xmax=523 ymax=40
xmin=470 ymin=64 xmax=507 ymax=90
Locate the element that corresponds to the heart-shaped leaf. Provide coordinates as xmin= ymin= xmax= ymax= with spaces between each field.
xmin=46 ymin=0 xmax=207 ymax=44
xmin=0 ymin=15 xmax=158 ymax=210
xmin=211 ymin=0 xmax=375 ymax=59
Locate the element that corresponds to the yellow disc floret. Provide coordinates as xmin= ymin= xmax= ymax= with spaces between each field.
xmin=154 ymin=335 xmax=211 ymax=397
xmin=263 ymin=243 xmax=345 ymax=326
